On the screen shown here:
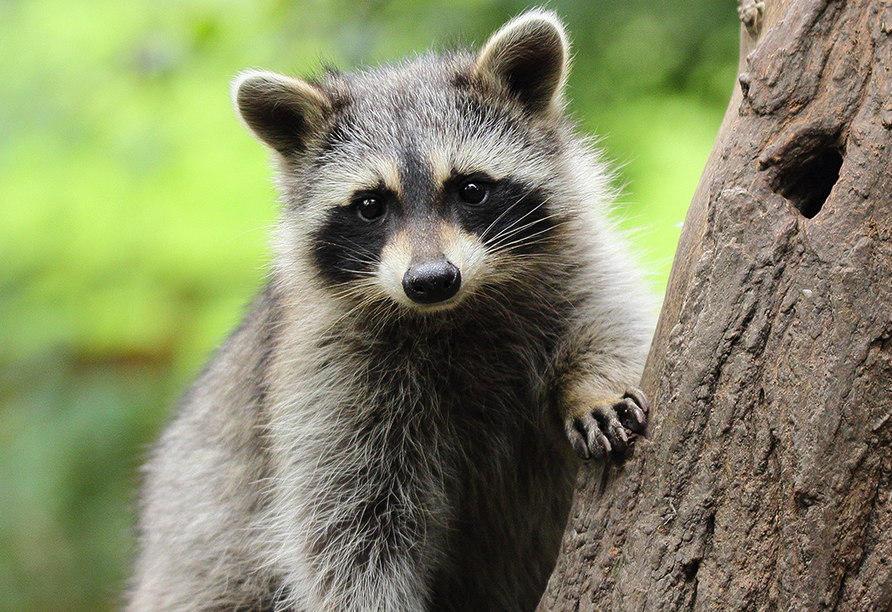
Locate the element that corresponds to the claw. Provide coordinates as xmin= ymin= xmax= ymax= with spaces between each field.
xmin=592 ymin=427 xmax=612 ymax=457
xmin=616 ymin=423 xmax=628 ymax=445
xmin=617 ymin=388 xmax=649 ymax=433
xmin=606 ymin=418 xmax=628 ymax=454
xmin=624 ymin=388 xmax=649 ymax=413
xmin=566 ymin=419 xmax=592 ymax=460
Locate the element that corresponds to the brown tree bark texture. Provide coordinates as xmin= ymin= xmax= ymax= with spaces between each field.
xmin=539 ymin=0 xmax=892 ymax=610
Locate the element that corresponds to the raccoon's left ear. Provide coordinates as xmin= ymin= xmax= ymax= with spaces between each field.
xmin=473 ymin=9 xmax=569 ymax=115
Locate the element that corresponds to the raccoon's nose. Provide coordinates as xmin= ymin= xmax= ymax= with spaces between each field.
xmin=402 ymin=260 xmax=461 ymax=304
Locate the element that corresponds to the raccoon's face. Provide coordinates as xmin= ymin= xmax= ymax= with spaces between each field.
xmin=234 ymin=11 xmax=573 ymax=314
xmin=307 ymin=159 xmax=551 ymax=312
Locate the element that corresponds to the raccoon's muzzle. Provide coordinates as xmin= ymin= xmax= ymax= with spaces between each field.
xmin=402 ymin=259 xmax=461 ymax=304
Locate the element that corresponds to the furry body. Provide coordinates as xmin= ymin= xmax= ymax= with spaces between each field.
xmin=128 ymin=11 xmax=653 ymax=612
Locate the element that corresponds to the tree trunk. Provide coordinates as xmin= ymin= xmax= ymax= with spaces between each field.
xmin=538 ymin=0 xmax=892 ymax=609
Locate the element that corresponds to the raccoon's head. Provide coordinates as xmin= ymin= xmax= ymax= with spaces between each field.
xmin=233 ymin=11 xmax=599 ymax=316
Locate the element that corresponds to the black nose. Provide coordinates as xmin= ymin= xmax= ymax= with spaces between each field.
xmin=402 ymin=260 xmax=461 ymax=304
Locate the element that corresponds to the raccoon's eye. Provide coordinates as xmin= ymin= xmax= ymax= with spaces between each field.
xmin=458 ymin=180 xmax=489 ymax=205
xmin=354 ymin=195 xmax=386 ymax=222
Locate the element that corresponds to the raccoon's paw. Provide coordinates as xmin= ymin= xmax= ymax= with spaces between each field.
xmin=564 ymin=388 xmax=648 ymax=461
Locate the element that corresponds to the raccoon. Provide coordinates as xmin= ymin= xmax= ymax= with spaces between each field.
xmin=127 ymin=9 xmax=654 ymax=612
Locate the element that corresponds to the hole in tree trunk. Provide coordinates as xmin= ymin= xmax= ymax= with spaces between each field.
xmin=770 ymin=147 xmax=843 ymax=219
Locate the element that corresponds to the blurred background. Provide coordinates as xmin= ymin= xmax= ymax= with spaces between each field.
xmin=0 ymin=0 xmax=739 ymax=609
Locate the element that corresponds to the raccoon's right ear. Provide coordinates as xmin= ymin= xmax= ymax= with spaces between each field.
xmin=473 ymin=10 xmax=569 ymax=115
xmin=232 ymin=70 xmax=331 ymax=156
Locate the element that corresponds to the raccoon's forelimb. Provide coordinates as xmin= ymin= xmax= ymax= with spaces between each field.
xmin=552 ymin=323 xmax=650 ymax=461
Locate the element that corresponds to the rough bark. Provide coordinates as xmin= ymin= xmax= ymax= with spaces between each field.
xmin=539 ymin=0 xmax=892 ymax=610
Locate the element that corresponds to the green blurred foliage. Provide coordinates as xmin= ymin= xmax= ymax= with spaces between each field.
xmin=0 ymin=0 xmax=738 ymax=609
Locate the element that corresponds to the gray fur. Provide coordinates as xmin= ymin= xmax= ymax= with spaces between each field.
xmin=127 ymin=10 xmax=654 ymax=612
